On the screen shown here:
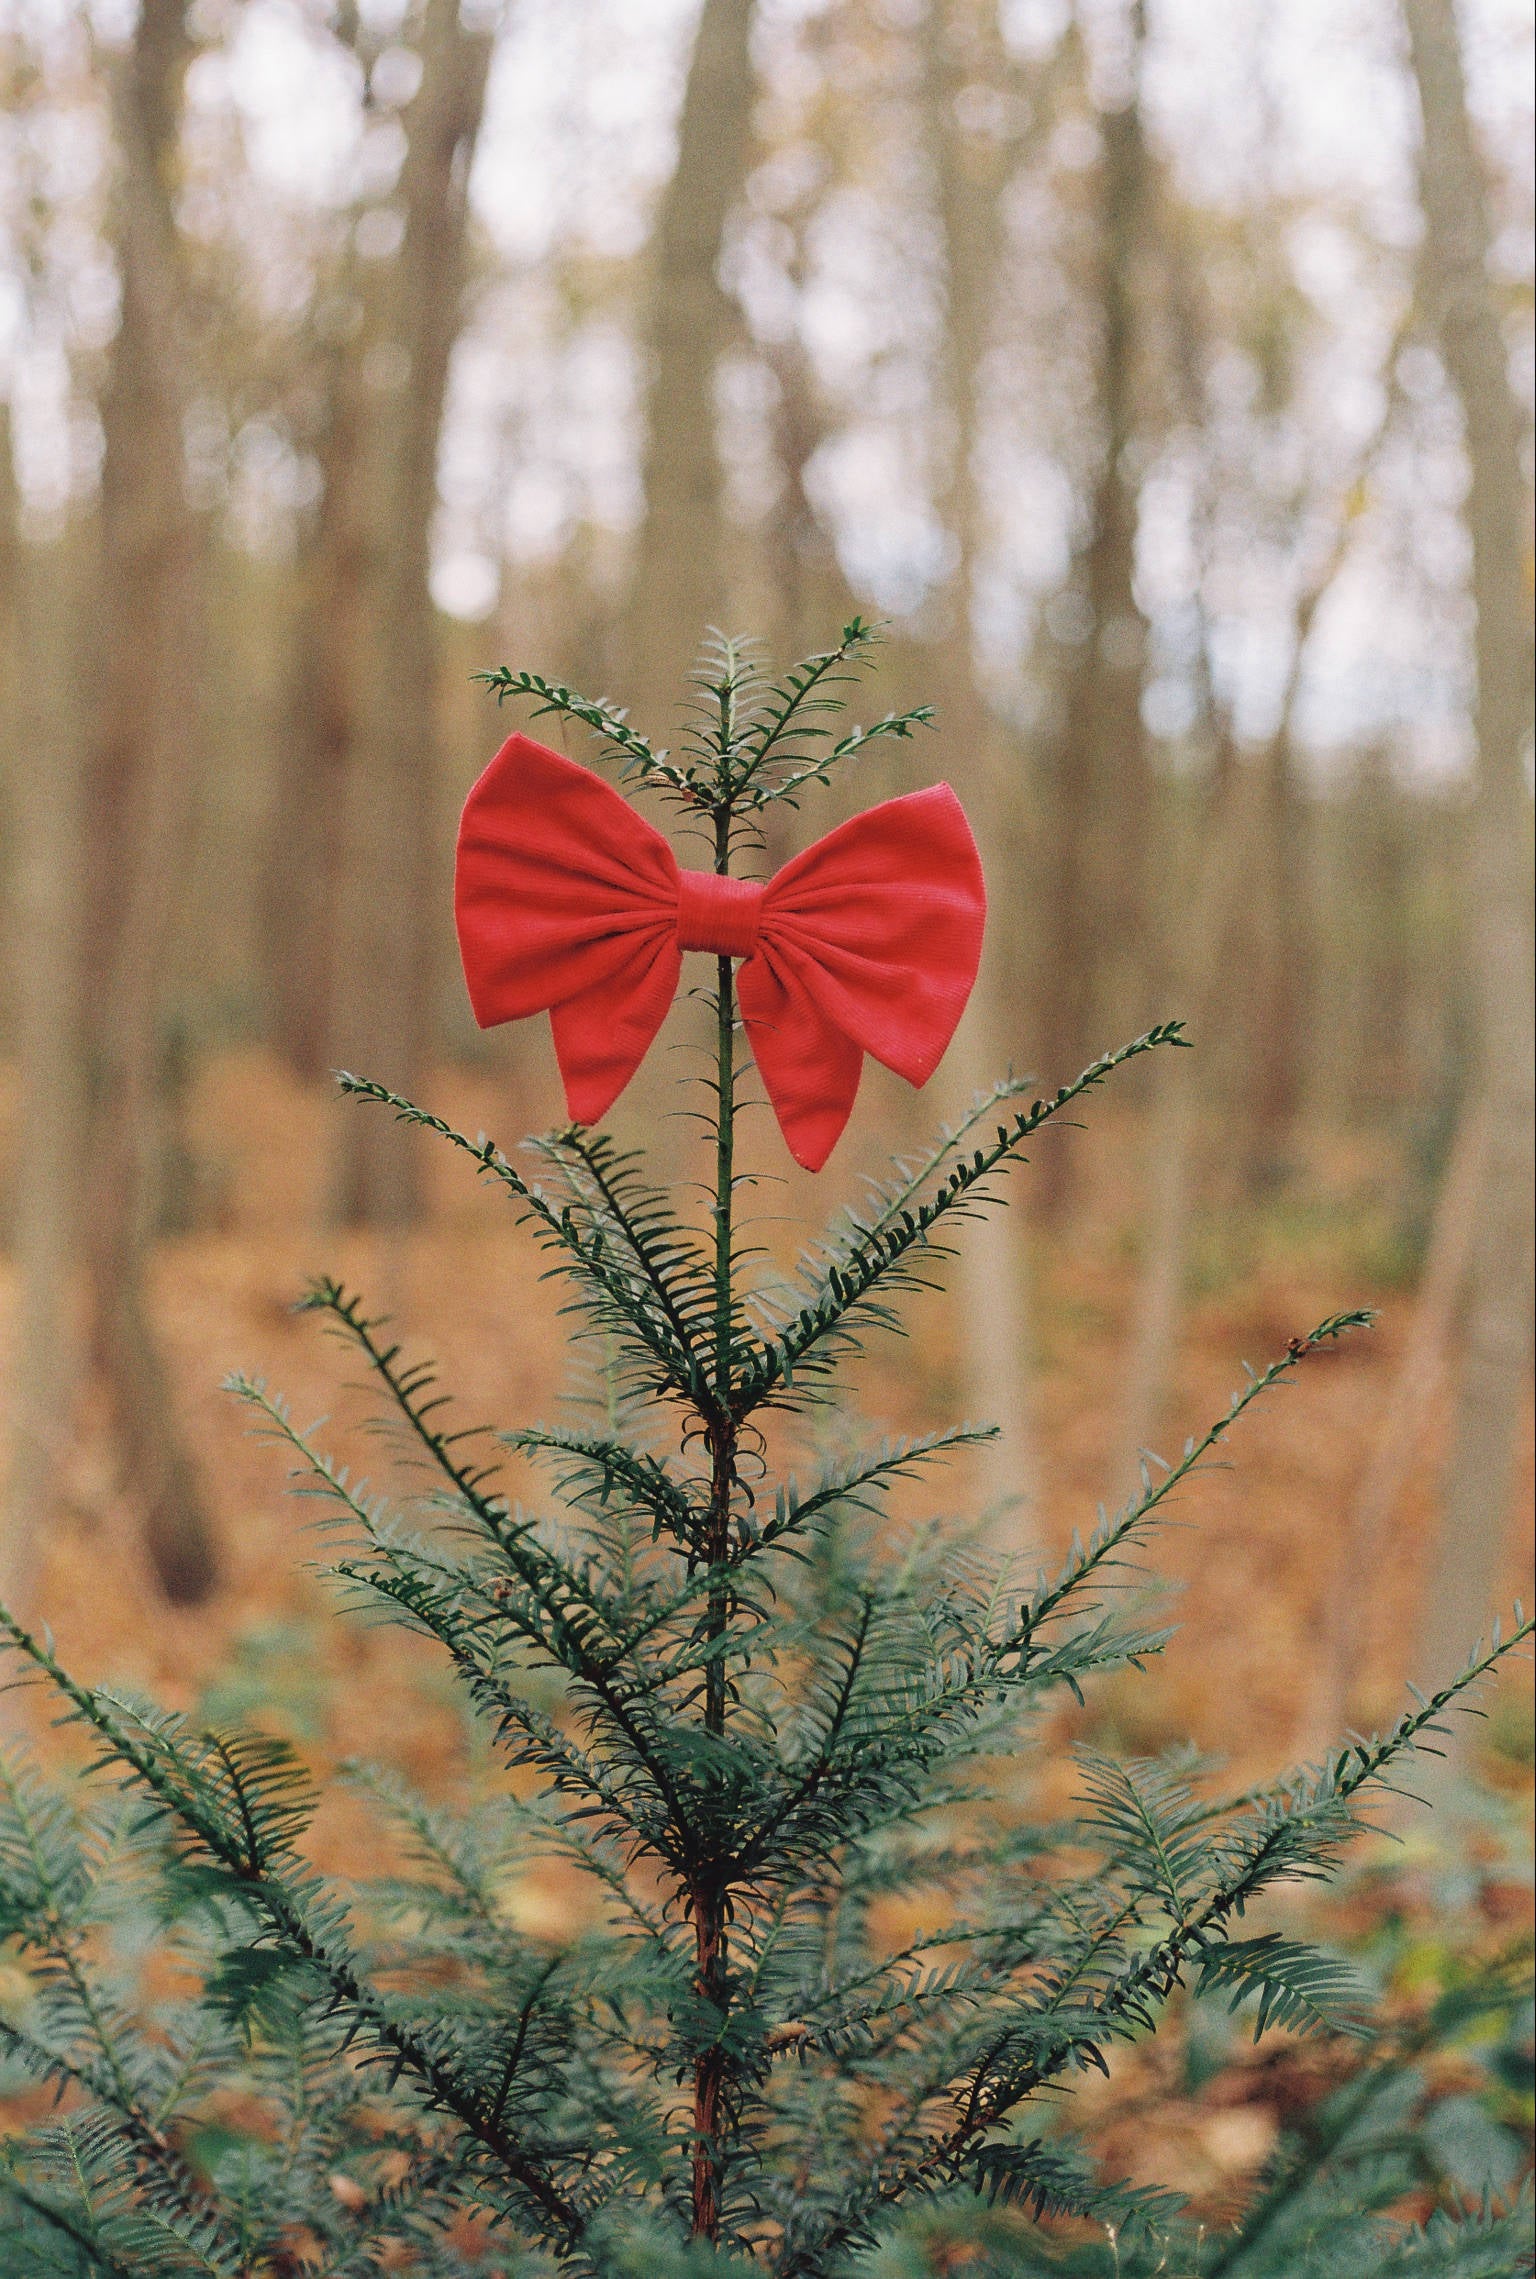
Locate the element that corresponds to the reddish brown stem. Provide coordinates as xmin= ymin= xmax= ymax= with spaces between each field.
xmin=690 ymin=1875 xmax=729 ymax=2240
xmin=690 ymin=1420 xmax=735 ymax=2241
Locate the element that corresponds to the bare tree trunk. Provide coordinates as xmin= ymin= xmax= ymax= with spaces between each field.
xmin=81 ymin=0 xmax=217 ymax=1603
xmin=622 ymin=0 xmax=757 ymax=737
xmin=0 ymin=404 xmax=14 ymax=1024
xmin=1036 ymin=0 xmax=1152 ymax=1219
xmin=263 ymin=274 xmax=383 ymax=1079
xmin=922 ymin=0 xmax=1047 ymax=1551
xmin=1302 ymin=1094 xmax=1490 ymax=1754
xmin=1099 ymin=167 xmax=1227 ymax=1510
xmin=1110 ymin=764 xmax=1251 ymax=1498
xmin=1400 ymin=0 xmax=1535 ymax=1769
xmin=762 ymin=335 xmax=861 ymax=679
xmin=328 ymin=0 xmax=496 ymax=1226
xmin=2 ymin=422 xmax=87 ymax=1617
xmin=1244 ymin=721 xmax=1310 ymax=1187
xmin=1110 ymin=486 xmax=1367 ymax=1502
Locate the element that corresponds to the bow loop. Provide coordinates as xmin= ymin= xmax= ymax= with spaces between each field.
xmin=454 ymin=732 xmax=985 ymax=1169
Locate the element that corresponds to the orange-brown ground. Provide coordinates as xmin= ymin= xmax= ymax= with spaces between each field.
xmin=6 ymin=1047 xmax=1527 ymax=1772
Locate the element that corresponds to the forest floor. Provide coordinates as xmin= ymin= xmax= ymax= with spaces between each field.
xmin=0 ymin=1045 xmax=1530 ymax=2237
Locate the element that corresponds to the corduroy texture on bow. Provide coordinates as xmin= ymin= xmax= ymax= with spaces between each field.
xmin=454 ymin=733 xmax=986 ymax=1170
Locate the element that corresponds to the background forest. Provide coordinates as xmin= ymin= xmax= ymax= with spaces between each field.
xmin=0 ymin=0 xmax=1531 ymax=2238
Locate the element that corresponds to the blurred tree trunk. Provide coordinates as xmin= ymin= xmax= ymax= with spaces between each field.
xmin=1109 ymin=299 xmax=1374 ymax=1500
xmin=754 ymin=333 xmax=862 ymax=895
xmin=1109 ymin=761 xmax=1246 ymax=1506
xmin=327 ymin=0 xmax=496 ymax=1226
xmin=1 ymin=420 xmax=86 ymax=1615
xmin=1401 ymin=0 xmax=1535 ymax=1742
xmin=81 ymin=0 xmax=217 ymax=1604
xmin=1111 ymin=602 xmax=1330 ymax=1501
xmin=1101 ymin=174 xmax=1228 ymax=1508
xmin=1243 ymin=717 xmax=1310 ymax=1187
xmin=622 ymin=0 xmax=756 ymax=736
xmin=1304 ymin=1093 xmax=1490 ymax=1754
xmin=0 ymin=406 xmax=14 ymax=1021
xmin=1036 ymin=0 xmax=1152 ymax=1219
xmin=922 ymin=0 xmax=1043 ymax=1549
xmin=263 ymin=273 xmax=382 ymax=1080
xmin=762 ymin=335 xmax=860 ymax=679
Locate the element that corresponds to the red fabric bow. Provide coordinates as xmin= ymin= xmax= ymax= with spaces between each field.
xmin=454 ymin=733 xmax=986 ymax=1171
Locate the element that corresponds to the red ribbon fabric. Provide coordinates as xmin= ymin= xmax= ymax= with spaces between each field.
xmin=454 ymin=733 xmax=986 ymax=1171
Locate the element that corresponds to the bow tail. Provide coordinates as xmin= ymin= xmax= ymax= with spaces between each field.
xmin=549 ymin=939 xmax=682 ymax=1127
xmin=738 ymin=953 xmax=863 ymax=1172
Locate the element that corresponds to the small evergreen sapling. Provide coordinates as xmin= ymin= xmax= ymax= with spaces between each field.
xmin=0 ymin=627 xmax=1528 ymax=2277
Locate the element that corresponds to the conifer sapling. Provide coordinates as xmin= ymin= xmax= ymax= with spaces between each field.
xmin=0 ymin=625 xmax=1528 ymax=2277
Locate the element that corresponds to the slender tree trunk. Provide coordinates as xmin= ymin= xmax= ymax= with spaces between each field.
xmin=1102 ymin=170 xmax=1228 ymax=1511
xmin=263 ymin=279 xmax=383 ymax=1079
xmin=0 ymin=403 xmax=15 ymax=1007
xmin=921 ymin=0 xmax=1047 ymax=1551
xmin=1302 ymin=1094 xmax=1489 ymax=1754
xmin=762 ymin=334 xmax=861 ymax=679
xmin=1110 ymin=763 xmax=1251 ymax=1500
xmin=622 ymin=0 xmax=757 ymax=737
xmin=1244 ymin=720 xmax=1310 ymax=1186
xmin=328 ymin=0 xmax=496 ymax=1226
xmin=1400 ymin=0 xmax=1535 ymax=1762
xmin=81 ymin=0 xmax=217 ymax=1603
xmin=1110 ymin=495 xmax=1365 ymax=1501
xmin=1036 ymin=0 xmax=1152 ymax=1219
xmin=2 ymin=425 xmax=87 ymax=1617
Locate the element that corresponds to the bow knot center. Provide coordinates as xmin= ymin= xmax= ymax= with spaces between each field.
xmin=675 ymin=870 xmax=764 ymax=960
